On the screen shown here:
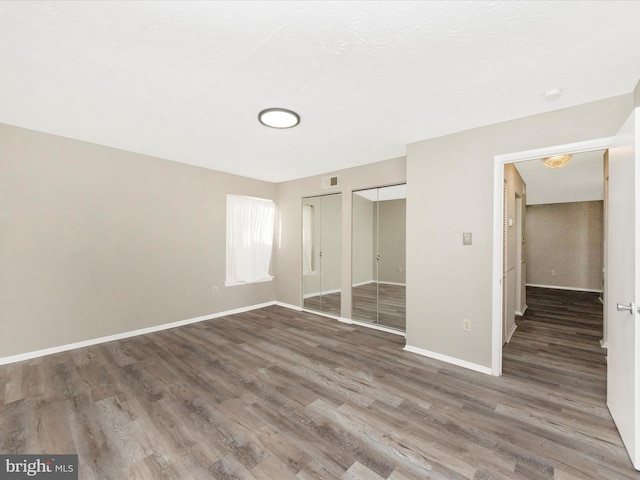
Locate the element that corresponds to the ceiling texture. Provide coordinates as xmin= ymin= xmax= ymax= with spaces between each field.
xmin=1 ymin=1 xmax=640 ymax=183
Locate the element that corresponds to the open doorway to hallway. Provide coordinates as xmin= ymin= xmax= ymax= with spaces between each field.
xmin=502 ymin=149 xmax=607 ymax=356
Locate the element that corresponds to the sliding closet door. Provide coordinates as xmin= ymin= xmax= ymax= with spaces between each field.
xmin=302 ymin=193 xmax=342 ymax=316
xmin=352 ymin=189 xmax=378 ymax=323
xmin=376 ymin=186 xmax=406 ymax=330
xmin=352 ymin=185 xmax=406 ymax=331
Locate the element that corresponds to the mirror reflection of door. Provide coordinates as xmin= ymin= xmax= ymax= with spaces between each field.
xmin=302 ymin=193 xmax=342 ymax=316
xmin=352 ymin=184 xmax=406 ymax=331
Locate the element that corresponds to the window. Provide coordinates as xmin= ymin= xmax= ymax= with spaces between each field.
xmin=226 ymin=194 xmax=275 ymax=285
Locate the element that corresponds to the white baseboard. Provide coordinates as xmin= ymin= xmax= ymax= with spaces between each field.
xmin=303 ymin=288 xmax=342 ymax=299
xmin=403 ymin=345 xmax=493 ymax=376
xmin=515 ymin=304 xmax=528 ymax=316
xmin=352 ymin=280 xmax=406 ymax=287
xmin=526 ymin=283 xmax=603 ymax=293
xmin=341 ymin=317 xmax=406 ymax=337
xmin=273 ymin=301 xmax=302 ymax=311
xmin=0 ymin=301 xmax=277 ymax=366
xmin=1 ymin=300 xmax=410 ymax=366
xmin=301 ymin=308 xmax=341 ymax=320
xmin=352 ymin=280 xmax=376 ymax=287
xmin=505 ymin=323 xmax=518 ymax=343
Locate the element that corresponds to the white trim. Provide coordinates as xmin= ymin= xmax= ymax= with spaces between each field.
xmin=303 ymin=288 xmax=342 ymax=299
xmin=1 ymin=301 xmax=410 ymax=366
xmin=340 ymin=317 xmax=406 ymax=337
xmin=352 ymin=280 xmax=376 ymax=287
xmin=352 ymin=280 xmax=406 ymax=287
xmin=273 ymin=301 xmax=302 ymax=311
xmin=526 ymin=283 xmax=603 ymax=293
xmin=300 ymin=310 xmax=406 ymax=341
xmin=301 ymin=308 xmax=340 ymax=320
xmin=224 ymin=276 xmax=274 ymax=287
xmin=0 ymin=301 xmax=276 ymax=366
xmin=505 ymin=323 xmax=518 ymax=343
xmin=403 ymin=345 xmax=493 ymax=376
xmin=515 ymin=304 xmax=528 ymax=316
xmin=600 ymin=339 xmax=609 ymax=349
xmin=492 ymin=136 xmax=614 ymax=377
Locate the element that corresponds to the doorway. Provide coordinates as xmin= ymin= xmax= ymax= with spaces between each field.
xmin=492 ymin=137 xmax=614 ymax=375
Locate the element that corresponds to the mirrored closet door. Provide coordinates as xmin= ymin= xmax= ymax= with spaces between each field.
xmin=352 ymin=184 xmax=406 ymax=331
xmin=302 ymin=193 xmax=342 ymax=316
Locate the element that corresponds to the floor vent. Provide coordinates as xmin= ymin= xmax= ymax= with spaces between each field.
xmin=322 ymin=175 xmax=339 ymax=189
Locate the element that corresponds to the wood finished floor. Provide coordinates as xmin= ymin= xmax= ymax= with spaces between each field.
xmin=2 ymin=287 xmax=639 ymax=479
xmin=352 ymin=283 xmax=406 ymax=331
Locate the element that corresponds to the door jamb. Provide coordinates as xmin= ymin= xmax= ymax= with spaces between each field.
xmin=491 ymin=137 xmax=615 ymax=376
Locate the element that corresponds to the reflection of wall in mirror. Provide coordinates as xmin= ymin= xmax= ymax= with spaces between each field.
xmin=320 ymin=194 xmax=342 ymax=294
xmin=376 ymin=199 xmax=406 ymax=285
xmin=303 ymin=195 xmax=342 ymax=296
xmin=352 ymin=193 xmax=375 ymax=286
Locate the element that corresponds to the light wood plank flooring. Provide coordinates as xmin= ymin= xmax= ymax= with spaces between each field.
xmin=1 ymin=288 xmax=638 ymax=479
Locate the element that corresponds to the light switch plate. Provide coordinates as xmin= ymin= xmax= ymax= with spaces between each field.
xmin=463 ymin=232 xmax=472 ymax=245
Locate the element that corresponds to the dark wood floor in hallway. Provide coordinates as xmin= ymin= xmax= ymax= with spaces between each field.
xmin=1 ymin=287 xmax=638 ymax=479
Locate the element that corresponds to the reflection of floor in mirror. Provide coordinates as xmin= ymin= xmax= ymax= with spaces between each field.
xmin=352 ymin=283 xmax=405 ymax=331
xmin=303 ymin=292 xmax=341 ymax=317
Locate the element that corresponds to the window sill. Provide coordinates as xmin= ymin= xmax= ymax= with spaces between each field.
xmin=225 ymin=276 xmax=274 ymax=287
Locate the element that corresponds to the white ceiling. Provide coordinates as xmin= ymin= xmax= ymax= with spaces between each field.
xmin=514 ymin=150 xmax=606 ymax=205
xmin=1 ymin=1 xmax=640 ymax=183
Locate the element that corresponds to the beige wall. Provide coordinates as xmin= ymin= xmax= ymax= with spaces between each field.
xmin=0 ymin=123 xmax=276 ymax=358
xmin=525 ymin=201 xmax=603 ymax=291
xmin=406 ymin=94 xmax=632 ymax=368
xmin=276 ymin=158 xmax=407 ymax=317
xmin=2 ymin=94 xmax=632 ymax=367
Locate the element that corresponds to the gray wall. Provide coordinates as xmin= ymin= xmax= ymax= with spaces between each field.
xmin=0 ymin=123 xmax=276 ymax=358
xmin=525 ymin=201 xmax=604 ymax=291
xmin=406 ymin=94 xmax=632 ymax=368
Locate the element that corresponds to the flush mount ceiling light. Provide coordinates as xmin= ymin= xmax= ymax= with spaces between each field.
xmin=541 ymin=154 xmax=572 ymax=169
xmin=258 ymin=108 xmax=300 ymax=129
xmin=543 ymin=88 xmax=563 ymax=101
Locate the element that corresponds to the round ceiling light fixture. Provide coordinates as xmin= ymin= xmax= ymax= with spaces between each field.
xmin=258 ymin=108 xmax=300 ymax=129
xmin=541 ymin=153 xmax=572 ymax=169
xmin=543 ymin=88 xmax=563 ymax=101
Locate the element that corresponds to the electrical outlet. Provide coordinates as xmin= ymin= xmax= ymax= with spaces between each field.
xmin=551 ymin=270 xmax=556 ymax=276
xmin=463 ymin=319 xmax=471 ymax=332
xmin=213 ymin=286 xmax=218 ymax=294
xmin=463 ymin=232 xmax=472 ymax=245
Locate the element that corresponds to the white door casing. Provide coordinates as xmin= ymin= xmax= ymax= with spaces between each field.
xmin=492 ymin=137 xmax=614 ymax=376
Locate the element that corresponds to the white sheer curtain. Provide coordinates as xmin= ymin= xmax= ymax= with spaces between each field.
xmin=302 ymin=204 xmax=315 ymax=274
xmin=226 ymin=195 xmax=275 ymax=285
